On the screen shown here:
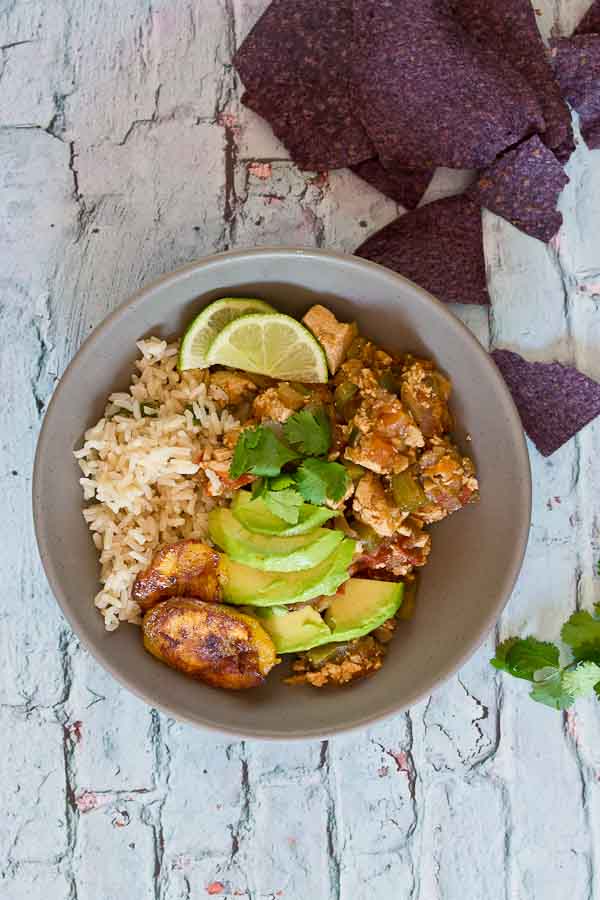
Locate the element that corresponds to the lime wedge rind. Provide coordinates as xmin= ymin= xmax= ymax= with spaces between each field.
xmin=178 ymin=297 xmax=274 ymax=371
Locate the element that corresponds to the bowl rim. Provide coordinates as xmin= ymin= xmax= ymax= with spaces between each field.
xmin=33 ymin=246 xmax=532 ymax=741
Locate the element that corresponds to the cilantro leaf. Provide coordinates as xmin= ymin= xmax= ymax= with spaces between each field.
xmin=283 ymin=407 xmax=331 ymax=457
xmin=230 ymin=426 xmax=298 ymax=479
xmin=491 ymin=637 xmax=560 ymax=681
xmin=529 ymin=672 xmax=575 ymax=710
xmin=567 ymin=643 xmax=600 ymax=666
xmin=562 ymin=661 xmax=600 ymax=699
xmin=490 ymin=638 xmax=520 ymax=673
xmin=560 ymin=610 xmax=600 ymax=659
xmin=263 ymin=488 xmax=304 ymax=524
xmin=295 ymin=458 xmax=349 ymax=505
xmin=492 ymin=602 xmax=600 ymax=711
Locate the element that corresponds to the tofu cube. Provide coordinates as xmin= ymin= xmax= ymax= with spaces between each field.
xmin=302 ymin=304 xmax=357 ymax=374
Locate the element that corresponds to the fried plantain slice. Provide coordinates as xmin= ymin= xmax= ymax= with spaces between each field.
xmin=142 ymin=598 xmax=279 ymax=690
xmin=133 ymin=540 xmax=221 ymax=613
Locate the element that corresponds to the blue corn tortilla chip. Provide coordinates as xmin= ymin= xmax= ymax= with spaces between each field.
xmin=450 ymin=0 xmax=574 ymax=159
xmin=352 ymin=0 xmax=545 ymax=170
xmin=575 ymin=0 xmax=600 ymax=35
xmin=242 ymin=88 xmax=372 ymax=171
xmin=235 ymin=0 xmax=373 ymax=170
xmin=470 ymin=136 xmax=569 ymax=242
xmin=552 ymin=131 xmax=578 ymax=165
xmin=350 ymin=158 xmax=435 ymax=209
xmin=492 ymin=349 xmax=600 ymax=457
xmin=551 ymin=36 xmax=600 ymax=151
xmin=355 ymin=195 xmax=489 ymax=305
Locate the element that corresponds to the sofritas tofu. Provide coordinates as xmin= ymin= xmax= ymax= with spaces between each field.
xmin=252 ymin=385 xmax=305 ymax=423
xmin=302 ymin=304 xmax=357 ymax=374
xmin=352 ymin=472 xmax=407 ymax=537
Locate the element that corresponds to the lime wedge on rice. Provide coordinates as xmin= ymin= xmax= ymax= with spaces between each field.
xmin=205 ymin=313 xmax=329 ymax=383
xmin=178 ymin=297 xmax=274 ymax=370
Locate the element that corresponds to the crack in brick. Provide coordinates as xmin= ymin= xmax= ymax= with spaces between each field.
xmin=146 ymin=709 xmax=168 ymax=900
xmin=30 ymin=311 xmax=52 ymax=418
xmin=1 ymin=38 xmax=36 ymax=50
xmin=118 ymin=83 xmax=162 ymax=146
xmin=371 ymin=711 xmax=419 ymax=899
xmin=456 ymin=675 xmax=494 ymax=764
xmin=228 ymin=747 xmax=251 ymax=866
xmin=562 ymin=706 xmax=595 ymax=895
xmin=46 ymin=91 xmax=71 ymax=141
xmin=318 ymin=741 xmax=341 ymax=900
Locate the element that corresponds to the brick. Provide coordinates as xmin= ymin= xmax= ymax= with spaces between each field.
xmin=420 ymin=639 xmax=497 ymax=773
xmin=234 ymin=161 xmax=323 ymax=248
xmin=0 ymin=708 xmax=67 ymax=866
xmin=74 ymin=798 xmax=156 ymax=900
xmin=419 ymin=777 xmax=507 ymax=900
xmin=0 ymin=0 xmax=71 ymax=128
xmin=54 ymin=121 xmax=225 ymax=359
xmin=0 ymin=863 xmax=71 ymax=900
xmin=147 ymin=0 xmax=231 ymax=122
xmin=0 ymin=128 xmax=75 ymax=707
xmin=65 ymin=645 xmax=156 ymax=793
xmin=334 ymin=719 xmax=416 ymax=898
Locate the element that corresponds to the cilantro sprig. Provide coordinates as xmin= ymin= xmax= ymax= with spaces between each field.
xmin=230 ymin=426 xmax=298 ymax=478
xmin=491 ymin=603 xmax=600 ymax=709
xmin=295 ymin=458 xmax=348 ymax=505
xmin=230 ymin=406 xmax=348 ymax=508
xmin=283 ymin=407 xmax=331 ymax=456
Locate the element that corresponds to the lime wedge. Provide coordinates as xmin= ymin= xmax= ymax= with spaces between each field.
xmin=205 ymin=313 xmax=328 ymax=383
xmin=178 ymin=297 xmax=274 ymax=370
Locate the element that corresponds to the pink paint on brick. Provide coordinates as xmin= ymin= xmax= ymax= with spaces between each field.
xmin=75 ymin=791 xmax=107 ymax=812
xmin=67 ymin=720 xmax=83 ymax=744
xmin=217 ymin=113 xmax=238 ymax=129
xmin=310 ymin=172 xmax=328 ymax=188
xmin=579 ymin=282 xmax=600 ymax=295
xmin=386 ymin=749 xmax=411 ymax=775
xmin=566 ymin=709 xmax=579 ymax=744
xmin=218 ymin=111 xmax=241 ymax=135
xmin=248 ymin=162 xmax=272 ymax=179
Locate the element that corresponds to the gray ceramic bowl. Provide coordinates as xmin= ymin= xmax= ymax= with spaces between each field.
xmin=33 ymin=248 xmax=531 ymax=739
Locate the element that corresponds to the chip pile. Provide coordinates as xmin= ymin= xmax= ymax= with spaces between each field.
xmin=234 ymin=0 xmax=600 ymax=456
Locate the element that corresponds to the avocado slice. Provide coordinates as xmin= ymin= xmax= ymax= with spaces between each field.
xmin=324 ymin=579 xmax=403 ymax=641
xmin=233 ymin=491 xmax=338 ymax=537
xmin=256 ymin=578 xmax=404 ymax=653
xmin=257 ymin=606 xmax=332 ymax=654
xmin=219 ymin=539 xmax=355 ymax=606
xmin=208 ymin=508 xmax=344 ymax=572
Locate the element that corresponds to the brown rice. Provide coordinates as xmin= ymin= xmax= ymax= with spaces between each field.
xmin=74 ymin=338 xmax=239 ymax=630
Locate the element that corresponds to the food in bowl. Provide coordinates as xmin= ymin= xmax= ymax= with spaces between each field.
xmin=75 ymin=298 xmax=479 ymax=691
